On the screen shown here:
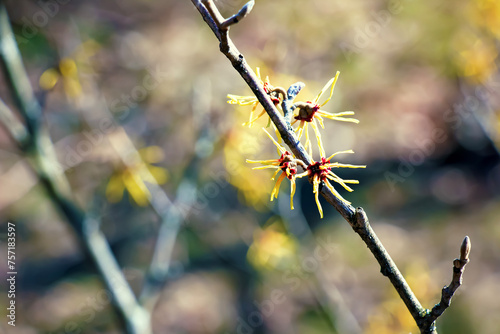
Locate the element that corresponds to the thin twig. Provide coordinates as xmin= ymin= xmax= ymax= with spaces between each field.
xmin=421 ymin=236 xmax=471 ymax=333
xmin=190 ymin=1 xmax=471 ymax=333
xmin=220 ymin=0 xmax=255 ymax=30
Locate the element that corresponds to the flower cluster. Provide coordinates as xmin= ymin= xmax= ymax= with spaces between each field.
xmin=296 ymin=150 xmax=365 ymax=218
xmin=227 ymin=68 xmax=285 ymax=127
xmin=246 ymin=129 xmax=306 ymax=210
xmin=292 ymin=71 xmax=359 ymax=157
xmin=228 ymin=68 xmax=365 ymax=218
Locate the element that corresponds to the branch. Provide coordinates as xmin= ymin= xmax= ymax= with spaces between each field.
xmin=352 ymin=208 xmax=425 ymax=322
xmin=192 ymin=0 xmax=354 ymax=219
xmin=421 ymin=236 xmax=471 ymax=333
xmin=0 ymin=6 xmax=150 ymax=334
xmin=190 ymin=2 xmax=471 ymax=333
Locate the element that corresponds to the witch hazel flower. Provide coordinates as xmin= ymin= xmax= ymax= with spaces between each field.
xmin=296 ymin=150 xmax=365 ymax=218
xmin=293 ymin=71 xmax=359 ymax=157
xmin=247 ymin=129 xmax=307 ymax=209
xmin=227 ymin=67 xmax=286 ymax=127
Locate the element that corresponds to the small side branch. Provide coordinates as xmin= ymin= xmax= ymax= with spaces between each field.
xmin=283 ymin=82 xmax=305 ymax=124
xmin=220 ymin=1 xmax=255 ymax=30
xmin=421 ymin=236 xmax=471 ymax=333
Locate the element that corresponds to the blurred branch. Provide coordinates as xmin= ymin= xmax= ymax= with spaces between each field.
xmin=190 ymin=1 xmax=471 ymax=333
xmin=0 ymin=6 xmax=150 ymax=334
xmin=139 ymin=76 xmax=218 ymax=306
xmin=59 ymin=25 xmax=201 ymax=315
xmin=0 ymin=97 xmax=28 ymax=146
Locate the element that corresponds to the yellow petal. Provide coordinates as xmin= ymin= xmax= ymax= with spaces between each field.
xmin=315 ymin=71 xmax=340 ymax=106
xmin=146 ymin=165 xmax=169 ymax=184
xmin=319 ymin=111 xmax=359 ymax=123
xmin=252 ymin=165 xmax=280 ymax=170
xmin=59 ymin=58 xmax=78 ymax=77
xmin=139 ymin=146 xmax=165 ymax=163
xmin=227 ymin=94 xmax=258 ymax=106
xmin=325 ymin=150 xmax=355 ymax=161
xmin=39 ymin=68 xmax=60 ymax=90
xmin=123 ymin=171 xmax=151 ymax=206
xmin=63 ymin=77 xmax=82 ymax=98
xmin=262 ymin=128 xmax=286 ymax=154
xmin=326 ymin=172 xmax=354 ymax=192
xmin=243 ymin=108 xmax=266 ymax=127
xmin=105 ymin=173 xmax=125 ymax=203
xmin=247 ymin=159 xmax=280 ymax=164
xmin=310 ymin=119 xmax=325 ymax=158
xmin=271 ymin=168 xmax=281 ymax=181
xmin=324 ymin=180 xmax=351 ymax=205
xmin=271 ymin=172 xmax=286 ymax=200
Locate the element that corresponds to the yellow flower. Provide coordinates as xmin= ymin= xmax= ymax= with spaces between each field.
xmin=296 ymin=150 xmax=365 ymax=218
xmin=246 ymin=129 xmax=306 ymax=210
xmin=106 ymin=146 xmax=169 ymax=206
xmin=40 ymin=57 xmax=82 ymax=98
xmin=227 ymin=67 xmax=284 ymax=127
xmin=39 ymin=40 xmax=100 ymax=98
xmin=292 ymin=71 xmax=359 ymax=157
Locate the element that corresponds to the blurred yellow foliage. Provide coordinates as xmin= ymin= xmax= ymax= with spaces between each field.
xmin=39 ymin=39 xmax=100 ymax=98
xmin=469 ymin=0 xmax=500 ymax=39
xmin=247 ymin=218 xmax=298 ymax=270
xmin=365 ymin=260 xmax=435 ymax=334
xmin=223 ymin=126 xmax=273 ymax=211
xmin=456 ymin=38 xmax=498 ymax=83
xmin=454 ymin=0 xmax=500 ymax=84
xmin=106 ymin=146 xmax=169 ymax=206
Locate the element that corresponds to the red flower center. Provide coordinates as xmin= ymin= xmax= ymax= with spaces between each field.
xmin=307 ymin=157 xmax=331 ymax=181
xmin=294 ymin=101 xmax=319 ymax=122
xmin=279 ymin=151 xmax=297 ymax=179
xmin=263 ymin=82 xmax=281 ymax=105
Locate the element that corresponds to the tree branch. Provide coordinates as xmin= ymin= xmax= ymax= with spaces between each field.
xmin=190 ymin=1 xmax=471 ymax=333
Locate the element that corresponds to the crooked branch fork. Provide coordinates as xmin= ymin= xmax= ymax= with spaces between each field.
xmin=190 ymin=1 xmax=470 ymax=333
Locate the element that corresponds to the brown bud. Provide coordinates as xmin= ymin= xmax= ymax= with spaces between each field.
xmin=460 ymin=236 xmax=471 ymax=262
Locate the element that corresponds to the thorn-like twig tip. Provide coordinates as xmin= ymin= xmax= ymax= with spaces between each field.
xmin=460 ymin=236 xmax=471 ymax=262
xmin=220 ymin=0 xmax=255 ymax=29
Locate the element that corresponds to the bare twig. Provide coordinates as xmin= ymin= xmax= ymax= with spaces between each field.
xmin=422 ymin=236 xmax=471 ymax=333
xmin=190 ymin=1 xmax=470 ymax=333
xmin=0 ymin=6 xmax=150 ymax=334
xmin=220 ymin=0 xmax=255 ymax=30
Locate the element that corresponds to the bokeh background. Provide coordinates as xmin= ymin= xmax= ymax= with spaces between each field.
xmin=1 ymin=0 xmax=500 ymax=333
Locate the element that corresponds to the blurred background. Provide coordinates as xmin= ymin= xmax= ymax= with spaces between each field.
xmin=0 ymin=0 xmax=499 ymax=333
